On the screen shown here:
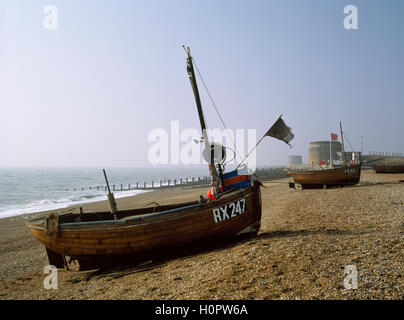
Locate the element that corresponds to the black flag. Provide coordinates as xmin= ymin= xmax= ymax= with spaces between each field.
xmin=266 ymin=115 xmax=294 ymax=147
xmin=235 ymin=115 xmax=294 ymax=170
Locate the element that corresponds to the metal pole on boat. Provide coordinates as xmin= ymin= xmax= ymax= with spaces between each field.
xmin=235 ymin=133 xmax=266 ymax=171
xmin=340 ymin=122 xmax=346 ymax=166
xmin=329 ymin=137 xmax=332 ymax=168
xmin=183 ymin=45 xmax=220 ymax=196
xmin=103 ymin=169 xmax=118 ymax=220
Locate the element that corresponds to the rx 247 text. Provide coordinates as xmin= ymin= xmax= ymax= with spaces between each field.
xmin=212 ymin=198 xmax=246 ymax=223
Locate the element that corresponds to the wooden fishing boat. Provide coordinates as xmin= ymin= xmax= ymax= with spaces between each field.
xmin=289 ymin=122 xmax=361 ymax=189
xmin=28 ymin=182 xmax=262 ymax=267
xmin=370 ymin=164 xmax=404 ymax=173
xmin=27 ymin=46 xmax=263 ymax=268
xmin=289 ymin=164 xmax=361 ymax=189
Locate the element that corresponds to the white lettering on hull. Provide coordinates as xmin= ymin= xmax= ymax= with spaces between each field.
xmin=212 ymin=198 xmax=246 ymax=223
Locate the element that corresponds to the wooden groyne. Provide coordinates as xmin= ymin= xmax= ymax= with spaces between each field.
xmin=65 ymin=167 xmax=290 ymax=192
xmin=252 ymin=167 xmax=289 ymax=181
xmin=66 ymin=176 xmax=212 ymax=192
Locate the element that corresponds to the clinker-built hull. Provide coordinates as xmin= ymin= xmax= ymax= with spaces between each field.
xmin=28 ymin=182 xmax=262 ymax=266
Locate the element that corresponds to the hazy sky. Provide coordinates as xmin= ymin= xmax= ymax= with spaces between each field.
xmin=1 ymin=0 xmax=403 ymax=168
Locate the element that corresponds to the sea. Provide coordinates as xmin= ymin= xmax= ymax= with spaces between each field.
xmin=0 ymin=166 xmax=210 ymax=219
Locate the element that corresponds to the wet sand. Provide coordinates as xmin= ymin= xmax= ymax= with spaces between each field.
xmin=0 ymin=170 xmax=403 ymax=299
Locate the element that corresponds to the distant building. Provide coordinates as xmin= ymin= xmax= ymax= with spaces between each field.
xmin=308 ymin=141 xmax=342 ymax=166
xmin=288 ymin=155 xmax=303 ymax=168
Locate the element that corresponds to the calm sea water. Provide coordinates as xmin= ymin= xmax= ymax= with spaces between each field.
xmin=0 ymin=167 xmax=209 ymax=219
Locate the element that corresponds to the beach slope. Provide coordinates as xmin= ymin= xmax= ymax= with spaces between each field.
xmin=0 ymin=171 xmax=402 ymax=299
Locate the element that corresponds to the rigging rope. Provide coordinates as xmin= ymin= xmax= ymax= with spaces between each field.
xmin=192 ymin=58 xmax=244 ymax=166
xmin=343 ymin=132 xmax=355 ymax=152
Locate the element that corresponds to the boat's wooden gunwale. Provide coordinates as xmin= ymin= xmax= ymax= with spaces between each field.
xmin=27 ymin=200 xmax=202 ymax=227
xmin=61 ymin=202 xmax=203 ymax=228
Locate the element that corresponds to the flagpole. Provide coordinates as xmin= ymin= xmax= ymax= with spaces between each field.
xmin=235 ymin=133 xmax=267 ymax=171
xmin=235 ymin=115 xmax=293 ymax=171
xmin=340 ymin=122 xmax=346 ymax=166
xmin=330 ymin=134 xmax=332 ymax=167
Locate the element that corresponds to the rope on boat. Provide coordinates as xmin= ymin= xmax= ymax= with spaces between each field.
xmin=192 ymin=58 xmax=244 ymax=164
xmin=343 ymin=131 xmax=355 ymax=152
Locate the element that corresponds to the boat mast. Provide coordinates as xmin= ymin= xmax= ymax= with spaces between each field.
xmin=183 ymin=46 xmax=220 ymax=195
xmin=329 ymin=137 xmax=332 ymax=167
xmin=340 ymin=121 xmax=346 ymax=166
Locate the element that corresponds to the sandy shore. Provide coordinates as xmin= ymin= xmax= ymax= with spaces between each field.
xmin=0 ymin=170 xmax=403 ymax=300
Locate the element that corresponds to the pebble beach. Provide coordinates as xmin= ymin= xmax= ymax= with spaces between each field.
xmin=0 ymin=170 xmax=402 ymax=300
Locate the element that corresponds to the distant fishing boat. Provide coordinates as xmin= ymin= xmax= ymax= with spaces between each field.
xmin=370 ymin=163 xmax=404 ymax=173
xmin=289 ymin=164 xmax=361 ymax=189
xmin=289 ymin=122 xmax=361 ymax=189
xmin=27 ymin=46 xmax=285 ymax=269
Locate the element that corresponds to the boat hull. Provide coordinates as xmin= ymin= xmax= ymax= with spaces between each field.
xmin=371 ymin=165 xmax=404 ymax=174
xmin=289 ymin=164 xmax=361 ymax=189
xmin=28 ymin=182 xmax=262 ymax=263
